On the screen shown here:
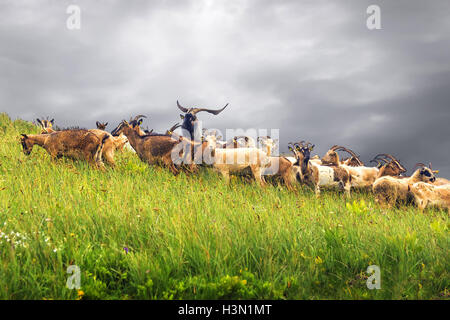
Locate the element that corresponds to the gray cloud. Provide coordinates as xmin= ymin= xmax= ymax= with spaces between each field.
xmin=1 ymin=0 xmax=449 ymax=177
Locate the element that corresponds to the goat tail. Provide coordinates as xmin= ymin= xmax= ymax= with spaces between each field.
xmin=102 ymin=133 xmax=110 ymax=144
xmin=94 ymin=133 xmax=110 ymax=168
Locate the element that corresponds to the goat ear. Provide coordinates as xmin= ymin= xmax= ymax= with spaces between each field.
xmin=96 ymin=121 xmax=100 ymax=127
xmin=433 ymin=170 xmax=439 ymax=174
xmin=288 ymin=146 xmax=293 ymax=151
xmin=21 ymin=134 xmax=28 ymax=138
xmin=179 ymin=114 xmax=185 ymax=120
xmin=137 ymin=119 xmax=143 ymax=125
xmin=50 ymin=119 xmax=54 ymax=125
xmin=105 ymin=122 xmax=108 ymax=127
xmin=36 ymin=119 xmax=42 ymax=126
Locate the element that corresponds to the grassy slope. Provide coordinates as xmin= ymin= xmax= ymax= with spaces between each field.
xmin=0 ymin=113 xmax=448 ymax=300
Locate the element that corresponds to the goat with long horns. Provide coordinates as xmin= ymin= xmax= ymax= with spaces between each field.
xmin=177 ymin=100 xmax=228 ymax=140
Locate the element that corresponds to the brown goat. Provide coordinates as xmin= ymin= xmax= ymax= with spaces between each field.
xmin=36 ymin=118 xmax=54 ymax=132
xmin=20 ymin=130 xmax=108 ymax=169
xmin=96 ymin=121 xmax=108 ymax=130
xmin=88 ymin=129 xmax=128 ymax=167
xmin=111 ymin=120 xmax=184 ymax=175
xmin=38 ymin=119 xmax=126 ymax=167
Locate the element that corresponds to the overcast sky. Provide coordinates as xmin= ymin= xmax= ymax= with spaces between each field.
xmin=1 ymin=0 xmax=449 ymax=177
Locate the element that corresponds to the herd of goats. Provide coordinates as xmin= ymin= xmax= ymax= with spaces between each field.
xmin=18 ymin=101 xmax=450 ymax=212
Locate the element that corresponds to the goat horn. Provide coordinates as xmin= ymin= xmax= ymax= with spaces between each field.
xmin=330 ymin=145 xmax=341 ymax=151
xmin=370 ymin=154 xmax=389 ymax=163
xmin=334 ymin=146 xmax=363 ymax=165
xmin=167 ymin=122 xmax=181 ymax=133
xmin=414 ymin=162 xmax=426 ymax=168
xmin=133 ymin=115 xmax=147 ymax=121
xmin=177 ymin=100 xmax=190 ymax=113
xmin=190 ymin=103 xmax=229 ymax=115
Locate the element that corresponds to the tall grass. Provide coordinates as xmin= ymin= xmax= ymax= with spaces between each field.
xmin=0 ymin=113 xmax=448 ymax=299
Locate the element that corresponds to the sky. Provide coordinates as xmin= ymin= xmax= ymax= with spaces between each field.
xmin=1 ymin=0 xmax=449 ymax=177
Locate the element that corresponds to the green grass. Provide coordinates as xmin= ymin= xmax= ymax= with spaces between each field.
xmin=0 ymin=112 xmax=448 ymax=300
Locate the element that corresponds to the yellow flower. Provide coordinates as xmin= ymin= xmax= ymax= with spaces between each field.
xmin=77 ymin=290 xmax=84 ymax=297
xmin=241 ymin=280 xmax=247 ymax=285
xmin=314 ymin=256 xmax=323 ymax=264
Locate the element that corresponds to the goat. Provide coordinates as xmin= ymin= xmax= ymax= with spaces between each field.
xmin=290 ymin=141 xmax=352 ymax=197
xmin=96 ymin=121 xmax=108 ymax=130
xmin=36 ymin=117 xmax=54 ymax=132
xmin=408 ymin=182 xmax=450 ymax=212
xmin=177 ymin=100 xmax=228 ymax=139
xmin=203 ymin=134 xmax=270 ymax=186
xmin=88 ymin=129 xmax=128 ymax=167
xmin=373 ymin=163 xmax=437 ymax=207
xmin=37 ymin=117 xmax=56 ymax=134
xmin=420 ymin=162 xmax=449 ymax=186
xmin=38 ymin=118 xmax=127 ymax=167
xmin=20 ymin=130 xmax=108 ymax=169
xmin=111 ymin=119 xmax=186 ymax=175
xmin=116 ymin=117 xmax=200 ymax=174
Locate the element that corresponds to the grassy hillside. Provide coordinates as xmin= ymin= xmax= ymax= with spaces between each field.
xmin=0 ymin=113 xmax=448 ymax=300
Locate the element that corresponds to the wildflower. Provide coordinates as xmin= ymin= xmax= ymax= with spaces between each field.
xmin=123 ymin=247 xmax=129 ymax=254
xmin=76 ymin=290 xmax=84 ymax=300
xmin=314 ymin=256 xmax=323 ymax=264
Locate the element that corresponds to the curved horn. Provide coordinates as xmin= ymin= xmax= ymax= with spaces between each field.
xmin=334 ymin=146 xmax=363 ymax=165
xmin=371 ymin=154 xmax=389 ymax=163
xmin=190 ymin=103 xmax=229 ymax=115
xmin=411 ymin=163 xmax=427 ymax=172
xmin=377 ymin=154 xmax=400 ymax=163
xmin=167 ymin=122 xmax=181 ymax=133
xmin=330 ymin=145 xmax=342 ymax=151
xmin=414 ymin=162 xmax=426 ymax=168
xmin=177 ymin=100 xmax=190 ymax=113
xmin=133 ymin=114 xmax=147 ymax=121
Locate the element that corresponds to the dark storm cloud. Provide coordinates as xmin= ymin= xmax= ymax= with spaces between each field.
xmin=0 ymin=0 xmax=449 ymax=177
